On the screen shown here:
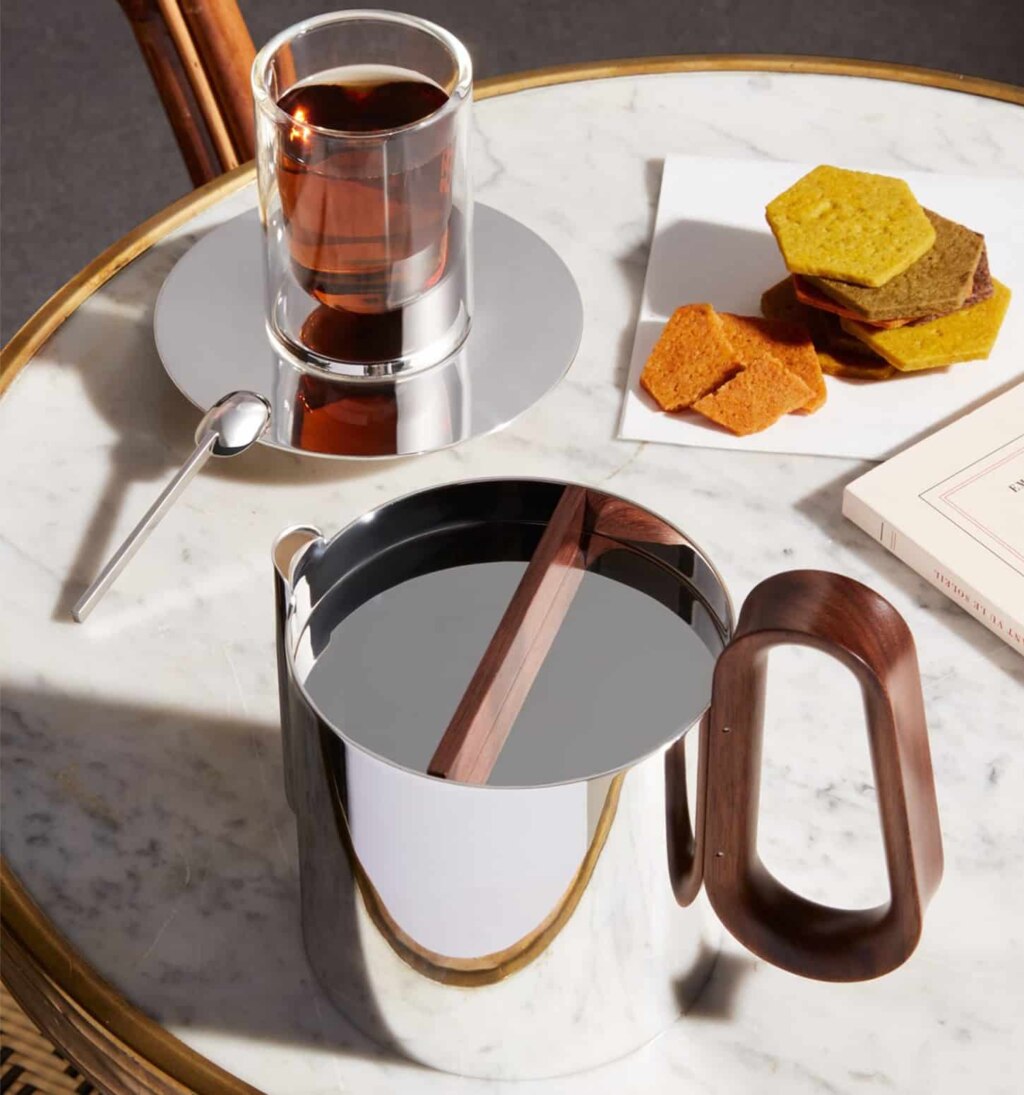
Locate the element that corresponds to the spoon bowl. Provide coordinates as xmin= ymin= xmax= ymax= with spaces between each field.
xmin=199 ymin=390 xmax=272 ymax=456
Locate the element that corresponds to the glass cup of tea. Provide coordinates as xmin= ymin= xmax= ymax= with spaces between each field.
xmin=252 ymin=11 xmax=473 ymax=377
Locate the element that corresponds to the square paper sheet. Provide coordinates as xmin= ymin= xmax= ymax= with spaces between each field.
xmin=618 ymin=157 xmax=1024 ymax=460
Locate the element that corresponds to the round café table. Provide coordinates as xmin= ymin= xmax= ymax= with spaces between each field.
xmin=2 ymin=57 xmax=1022 ymax=1095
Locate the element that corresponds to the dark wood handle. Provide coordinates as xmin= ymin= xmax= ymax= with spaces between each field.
xmin=702 ymin=570 xmax=943 ymax=981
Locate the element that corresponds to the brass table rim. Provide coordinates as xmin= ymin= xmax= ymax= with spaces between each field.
xmin=1 ymin=53 xmax=1021 ymax=1094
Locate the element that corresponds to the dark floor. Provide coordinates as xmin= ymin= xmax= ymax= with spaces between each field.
xmin=2 ymin=0 xmax=1022 ymax=341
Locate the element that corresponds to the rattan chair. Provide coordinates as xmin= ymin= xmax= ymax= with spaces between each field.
xmin=117 ymin=0 xmax=256 ymax=184
xmin=0 ymin=9 xmax=257 ymax=1086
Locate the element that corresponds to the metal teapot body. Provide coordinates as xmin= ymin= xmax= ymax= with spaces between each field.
xmin=274 ymin=478 xmax=942 ymax=1079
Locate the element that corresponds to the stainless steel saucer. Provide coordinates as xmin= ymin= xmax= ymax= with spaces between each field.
xmin=154 ymin=205 xmax=583 ymax=459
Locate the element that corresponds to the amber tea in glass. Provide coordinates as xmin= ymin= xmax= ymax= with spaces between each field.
xmin=277 ymin=71 xmax=452 ymax=314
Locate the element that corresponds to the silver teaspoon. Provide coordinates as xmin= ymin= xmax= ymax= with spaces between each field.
xmin=72 ymin=391 xmax=271 ymax=622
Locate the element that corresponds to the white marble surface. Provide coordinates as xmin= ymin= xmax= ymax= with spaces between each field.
xmin=2 ymin=71 xmax=1023 ymax=1094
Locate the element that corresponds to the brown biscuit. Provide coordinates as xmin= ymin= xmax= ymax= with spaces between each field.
xmin=760 ymin=277 xmax=812 ymax=326
xmin=894 ymin=245 xmax=994 ymax=327
xmin=805 ymin=210 xmax=984 ymax=322
xmin=792 ymin=276 xmax=917 ymax=328
xmin=961 ymin=245 xmax=993 ymax=308
xmin=719 ymin=313 xmax=827 ymax=413
xmin=693 ymin=358 xmax=813 ymax=435
xmin=817 ymin=350 xmax=897 ymax=380
xmin=815 ymin=246 xmax=995 ymax=335
xmin=761 ymin=277 xmax=890 ymax=375
xmin=821 ymin=321 xmax=889 ymax=358
xmin=640 ymin=304 xmax=743 ymax=411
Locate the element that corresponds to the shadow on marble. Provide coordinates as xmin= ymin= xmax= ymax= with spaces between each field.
xmin=644 ymin=159 xmax=665 ymax=213
xmin=677 ymin=945 xmax=749 ymax=1022
xmin=611 ymin=244 xmax=650 ymax=399
xmin=795 ymin=469 xmax=1024 ymax=684
xmin=46 ymin=292 xmax=396 ymax=624
xmin=40 ymin=258 xmax=387 ymax=489
xmin=683 ymin=950 xmax=749 ymax=1024
xmin=605 ymin=159 xmax=665 ymax=401
xmin=0 ymin=685 xmax=416 ymax=1066
xmin=1 ymin=681 xmax=760 ymax=1072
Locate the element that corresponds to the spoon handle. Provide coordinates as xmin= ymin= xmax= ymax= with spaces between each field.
xmin=72 ymin=434 xmax=217 ymax=622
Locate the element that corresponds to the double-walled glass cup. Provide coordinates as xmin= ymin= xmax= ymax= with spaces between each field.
xmin=253 ymin=12 xmax=473 ymax=377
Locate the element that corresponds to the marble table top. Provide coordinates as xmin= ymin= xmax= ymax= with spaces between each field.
xmin=2 ymin=69 xmax=1023 ymax=1095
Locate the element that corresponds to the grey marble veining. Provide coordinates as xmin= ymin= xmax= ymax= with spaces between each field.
xmin=2 ymin=71 xmax=1023 ymax=1093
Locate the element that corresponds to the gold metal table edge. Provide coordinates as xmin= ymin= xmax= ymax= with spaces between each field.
xmin=475 ymin=53 xmax=1024 ymax=104
xmin=1 ymin=861 xmax=262 ymax=1095
xmin=0 ymin=51 xmax=1020 ymax=1092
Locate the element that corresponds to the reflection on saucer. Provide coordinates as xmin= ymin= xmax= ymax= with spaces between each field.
xmin=155 ymin=205 xmax=582 ymax=459
xmin=295 ymin=304 xmax=402 ymax=456
xmin=294 ymin=375 xmax=399 ymax=457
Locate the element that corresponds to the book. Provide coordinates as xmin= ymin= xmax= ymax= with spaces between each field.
xmin=843 ymin=383 xmax=1024 ymax=655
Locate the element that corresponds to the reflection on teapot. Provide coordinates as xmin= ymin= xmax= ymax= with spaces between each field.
xmin=272 ymin=343 xmax=470 ymax=458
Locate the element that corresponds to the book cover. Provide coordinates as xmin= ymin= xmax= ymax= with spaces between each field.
xmin=843 ymin=383 xmax=1024 ymax=655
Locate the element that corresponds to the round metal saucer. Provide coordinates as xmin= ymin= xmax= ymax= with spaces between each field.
xmin=154 ymin=206 xmax=583 ymax=459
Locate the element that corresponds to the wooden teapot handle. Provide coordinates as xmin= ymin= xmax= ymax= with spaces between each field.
xmin=701 ymin=570 xmax=943 ymax=981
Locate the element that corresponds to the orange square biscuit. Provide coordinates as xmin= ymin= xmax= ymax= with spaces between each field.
xmin=640 ymin=304 xmax=743 ymax=411
xmin=693 ymin=358 xmax=812 ymax=435
xmin=719 ymin=313 xmax=827 ymax=413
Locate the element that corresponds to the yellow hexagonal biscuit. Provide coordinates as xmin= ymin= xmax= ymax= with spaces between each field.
xmin=840 ymin=280 xmax=1012 ymax=371
xmin=766 ymin=165 xmax=936 ymax=288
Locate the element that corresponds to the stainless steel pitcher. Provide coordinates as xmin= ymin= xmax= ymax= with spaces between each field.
xmin=273 ymin=478 xmax=942 ymax=1080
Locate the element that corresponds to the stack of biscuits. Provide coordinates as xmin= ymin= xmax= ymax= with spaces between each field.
xmin=762 ymin=164 xmax=1010 ymax=377
xmin=639 ymin=164 xmax=1012 ymax=436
